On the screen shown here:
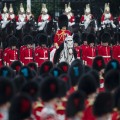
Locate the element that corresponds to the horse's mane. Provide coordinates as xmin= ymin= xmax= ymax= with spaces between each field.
xmin=53 ymin=43 xmax=77 ymax=64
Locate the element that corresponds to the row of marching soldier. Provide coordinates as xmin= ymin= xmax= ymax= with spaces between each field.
xmin=0 ymin=31 xmax=119 ymax=68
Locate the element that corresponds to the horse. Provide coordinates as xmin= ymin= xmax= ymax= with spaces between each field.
xmin=80 ymin=19 xmax=98 ymax=34
xmin=53 ymin=35 xmax=77 ymax=65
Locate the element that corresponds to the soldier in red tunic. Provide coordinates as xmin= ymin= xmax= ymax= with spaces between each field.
xmin=112 ymin=33 xmax=120 ymax=62
xmin=8 ymin=4 xmax=15 ymax=21
xmin=54 ymin=14 xmax=71 ymax=49
xmin=1 ymin=3 xmax=9 ymax=29
xmin=98 ymin=33 xmax=112 ymax=64
xmin=0 ymin=77 xmax=14 ymax=120
xmin=80 ymin=4 xmax=94 ymax=30
xmin=6 ymin=36 xmax=19 ymax=66
xmin=38 ymin=3 xmax=51 ymax=31
xmin=64 ymin=2 xmax=75 ymax=27
xmin=101 ymin=3 xmax=116 ymax=29
xmin=80 ymin=33 xmax=88 ymax=65
xmin=40 ymin=77 xmax=60 ymax=120
xmin=25 ymin=5 xmax=34 ymax=22
xmin=78 ymin=74 xmax=97 ymax=120
xmin=93 ymin=92 xmax=114 ymax=120
xmin=20 ymin=35 xmax=34 ymax=65
xmin=112 ymin=87 xmax=120 ymax=120
xmin=92 ymin=56 xmax=106 ymax=92
xmin=66 ymin=91 xmax=85 ymax=120
xmin=34 ymin=34 xmax=49 ymax=67
xmin=73 ymin=34 xmax=81 ymax=59
xmin=85 ymin=34 xmax=96 ymax=67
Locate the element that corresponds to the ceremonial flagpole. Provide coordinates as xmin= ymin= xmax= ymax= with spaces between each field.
xmin=27 ymin=0 xmax=31 ymax=10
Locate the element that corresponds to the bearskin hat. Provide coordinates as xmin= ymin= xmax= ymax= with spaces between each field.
xmin=105 ymin=59 xmax=120 ymax=75
xmin=57 ymin=61 xmax=69 ymax=73
xmin=114 ymin=87 xmax=120 ymax=111
xmin=84 ymin=65 xmax=91 ymax=73
xmin=114 ymin=32 xmax=120 ymax=44
xmin=101 ymin=32 xmax=111 ymax=43
xmin=58 ymin=14 xmax=68 ymax=29
xmin=66 ymin=91 xmax=85 ymax=118
xmin=21 ymin=81 xmax=39 ymax=101
xmin=0 ymin=77 xmax=15 ymax=106
xmin=59 ymin=74 xmax=71 ymax=91
xmin=11 ymin=60 xmax=23 ymax=73
xmin=39 ymin=61 xmax=53 ymax=75
xmin=81 ymin=32 xmax=87 ymax=42
xmin=93 ymin=92 xmax=114 ymax=117
xmin=0 ymin=66 xmax=14 ymax=78
xmin=73 ymin=34 xmax=80 ymax=44
xmin=92 ymin=56 xmax=105 ymax=72
xmin=50 ymin=67 xmax=63 ymax=77
xmin=88 ymin=70 xmax=100 ymax=88
xmin=19 ymin=66 xmax=34 ymax=80
xmin=87 ymin=33 xmax=96 ymax=44
xmin=40 ymin=77 xmax=59 ymax=102
xmin=9 ymin=93 xmax=32 ymax=120
xmin=9 ymin=36 xmax=18 ymax=47
xmin=78 ymin=73 xmax=97 ymax=96
xmin=27 ymin=62 xmax=38 ymax=72
xmin=38 ymin=34 xmax=48 ymax=46
xmin=23 ymin=35 xmax=33 ymax=45
xmin=58 ymin=78 xmax=67 ymax=98
xmin=104 ymin=70 xmax=120 ymax=92
xmin=13 ymin=75 xmax=26 ymax=93
xmin=68 ymin=59 xmax=84 ymax=87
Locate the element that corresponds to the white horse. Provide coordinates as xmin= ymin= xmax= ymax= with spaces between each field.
xmin=53 ymin=35 xmax=76 ymax=65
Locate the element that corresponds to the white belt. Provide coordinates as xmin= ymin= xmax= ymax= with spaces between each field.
xmin=25 ymin=57 xmax=33 ymax=59
xmin=118 ymin=56 xmax=120 ymax=57
xmin=87 ymin=56 xmax=95 ymax=59
xmin=39 ymin=57 xmax=48 ymax=60
xmin=102 ymin=56 xmax=111 ymax=58
xmin=10 ymin=59 xmax=16 ymax=62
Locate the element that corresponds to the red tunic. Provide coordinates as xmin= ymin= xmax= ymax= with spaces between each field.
xmin=56 ymin=102 xmax=65 ymax=120
xmin=34 ymin=46 xmax=49 ymax=67
xmin=8 ymin=14 xmax=15 ymax=20
xmin=118 ymin=16 xmax=120 ymax=23
xmin=54 ymin=29 xmax=71 ymax=46
xmin=80 ymin=14 xmax=93 ymax=23
xmin=101 ymin=13 xmax=113 ymax=22
xmin=0 ymin=14 xmax=2 ymax=20
xmin=6 ymin=48 xmax=19 ymax=66
xmin=74 ymin=46 xmax=81 ymax=59
xmin=20 ymin=47 xmax=34 ymax=65
xmin=85 ymin=46 xmax=96 ymax=67
xmin=0 ymin=49 xmax=3 ymax=67
xmin=3 ymin=47 xmax=10 ymax=66
xmin=38 ymin=14 xmax=51 ymax=22
xmin=98 ymin=45 xmax=111 ymax=64
xmin=99 ymin=78 xmax=105 ymax=92
xmin=82 ymin=100 xmax=96 ymax=120
xmin=69 ymin=16 xmax=75 ymax=23
xmin=112 ymin=45 xmax=120 ymax=62
xmin=80 ymin=44 xmax=88 ymax=64
xmin=112 ymin=110 xmax=120 ymax=120
xmin=32 ymin=101 xmax=44 ymax=120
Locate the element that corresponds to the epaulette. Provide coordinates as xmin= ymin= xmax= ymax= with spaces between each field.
xmin=33 ymin=101 xmax=44 ymax=109
xmin=56 ymin=104 xmax=65 ymax=111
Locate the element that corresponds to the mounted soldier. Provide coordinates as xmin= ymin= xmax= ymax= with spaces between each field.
xmin=38 ymin=3 xmax=51 ymax=31
xmin=64 ymin=2 xmax=75 ymax=27
xmin=1 ymin=3 xmax=9 ymax=29
xmin=16 ymin=3 xmax=26 ymax=30
xmin=101 ymin=3 xmax=116 ymax=29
